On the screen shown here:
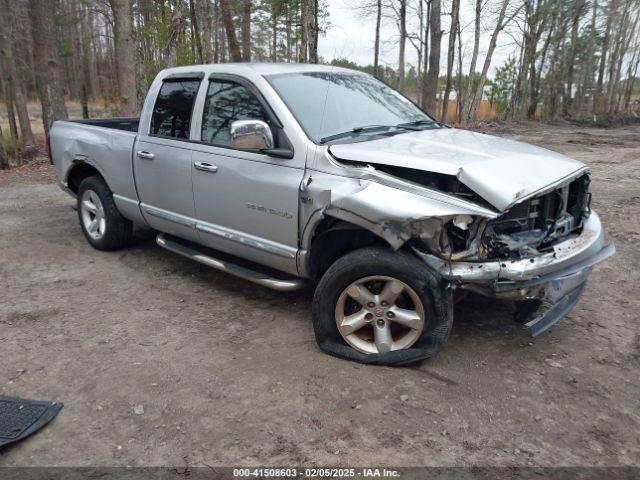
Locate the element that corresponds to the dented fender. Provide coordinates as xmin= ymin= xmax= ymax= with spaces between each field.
xmin=300 ymin=169 xmax=498 ymax=252
xmin=49 ymin=120 xmax=139 ymax=202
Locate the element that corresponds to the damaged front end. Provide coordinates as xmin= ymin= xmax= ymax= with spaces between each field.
xmin=300 ymin=154 xmax=499 ymax=260
xmin=482 ymin=174 xmax=592 ymax=260
xmin=303 ymin=148 xmax=614 ymax=338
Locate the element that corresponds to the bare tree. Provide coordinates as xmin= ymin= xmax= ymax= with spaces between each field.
xmin=467 ymin=0 xmax=516 ymax=121
xmin=310 ymin=0 xmax=319 ymax=63
xmin=242 ymin=0 xmax=251 ymax=61
xmin=300 ymin=0 xmax=318 ymax=62
xmin=220 ymin=0 xmax=243 ymax=62
xmin=0 ymin=0 xmax=35 ymax=155
xmin=441 ymin=0 xmax=460 ymax=122
xmin=423 ymin=0 xmax=442 ymax=114
xmin=597 ymin=0 xmax=615 ymax=96
xmin=398 ymin=0 xmax=407 ymax=91
xmin=461 ymin=0 xmax=482 ymax=122
xmin=374 ymin=0 xmax=382 ymax=77
xmin=346 ymin=0 xmax=384 ymax=76
xmin=0 ymin=124 xmax=9 ymax=170
xmin=0 ymin=51 xmax=19 ymax=145
xmin=188 ymin=0 xmax=203 ymax=63
xmin=30 ymin=0 xmax=69 ymax=136
xmin=563 ymin=0 xmax=587 ymax=116
xmin=510 ymin=0 xmax=551 ymax=119
xmin=165 ymin=7 xmax=183 ymax=67
xmin=300 ymin=0 xmax=309 ymax=61
xmin=109 ymin=0 xmax=138 ymax=116
xmin=200 ymin=0 xmax=214 ymax=63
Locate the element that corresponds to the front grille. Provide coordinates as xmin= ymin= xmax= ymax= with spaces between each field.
xmin=484 ymin=174 xmax=591 ymax=258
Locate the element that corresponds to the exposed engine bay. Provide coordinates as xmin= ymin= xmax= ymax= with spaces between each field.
xmin=328 ymin=155 xmax=592 ymax=262
xmin=482 ymin=174 xmax=591 ymax=259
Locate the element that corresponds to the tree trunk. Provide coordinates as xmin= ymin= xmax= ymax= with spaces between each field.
xmin=30 ymin=0 xmax=69 ymax=137
xmin=200 ymin=0 xmax=214 ymax=63
xmin=310 ymin=0 xmax=319 ymax=63
xmin=272 ymin=6 xmax=278 ymax=61
xmin=0 ymin=124 xmax=9 ymax=170
xmin=300 ymin=0 xmax=320 ymax=63
xmin=374 ymin=0 xmax=382 ymax=78
xmin=0 ymin=1 xmax=35 ymax=155
xmin=423 ymin=0 xmax=441 ymax=115
xmin=512 ymin=0 xmax=548 ymax=120
xmin=583 ymin=0 xmax=598 ymax=114
xmin=189 ymin=0 xmax=203 ymax=63
xmin=0 ymin=54 xmax=19 ymax=144
xmin=398 ymin=0 xmax=406 ymax=92
xmin=219 ymin=0 xmax=242 ymax=62
xmin=597 ymin=0 xmax=614 ymax=106
xmin=213 ymin=0 xmax=221 ymax=62
xmin=421 ymin=0 xmax=430 ymax=106
xmin=468 ymin=0 xmax=511 ymax=122
xmin=242 ymin=0 xmax=251 ymax=61
xmin=528 ymin=15 xmax=554 ymax=119
xmin=624 ymin=50 xmax=640 ymax=109
xmin=456 ymin=16 xmax=463 ymax=121
xmin=299 ymin=0 xmax=308 ymax=62
xmin=441 ymin=0 xmax=460 ymax=122
xmin=165 ymin=7 xmax=182 ymax=67
xmin=285 ymin=3 xmax=292 ymax=61
xmin=79 ymin=2 xmax=93 ymax=98
xmin=605 ymin=1 xmax=630 ymax=113
xmin=109 ymin=0 xmax=138 ymax=117
xmin=611 ymin=4 xmax=638 ymax=112
xmin=563 ymin=0 xmax=585 ymax=117
xmin=461 ymin=0 xmax=481 ymax=122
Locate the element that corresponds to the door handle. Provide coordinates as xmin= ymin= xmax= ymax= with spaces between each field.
xmin=137 ymin=150 xmax=155 ymax=160
xmin=194 ymin=161 xmax=219 ymax=173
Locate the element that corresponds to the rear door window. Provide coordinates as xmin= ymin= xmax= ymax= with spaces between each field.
xmin=150 ymin=79 xmax=201 ymax=139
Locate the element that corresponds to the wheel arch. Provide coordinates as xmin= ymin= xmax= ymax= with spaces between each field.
xmin=305 ymin=216 xmax=392 ymax=281
xmin=65 ymin=160 xmax=109 ymax=196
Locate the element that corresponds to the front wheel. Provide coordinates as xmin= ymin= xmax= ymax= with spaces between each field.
xmin=312 ymin=247 xmax=453 ymax=365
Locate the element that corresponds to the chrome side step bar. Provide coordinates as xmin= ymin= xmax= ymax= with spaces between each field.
xmin=156 ymin=234 xmax=305 ymax=292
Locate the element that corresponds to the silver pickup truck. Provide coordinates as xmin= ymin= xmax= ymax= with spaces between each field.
xmin=50 ymin=63 xmax=614 ymax=365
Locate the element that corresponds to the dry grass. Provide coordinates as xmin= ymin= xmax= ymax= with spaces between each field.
xmin=0 ymin=100 xmax=115 ymax=137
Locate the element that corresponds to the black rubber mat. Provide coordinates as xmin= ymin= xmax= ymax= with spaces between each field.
xmin=0 ymin=395 xmax=63 ymax=448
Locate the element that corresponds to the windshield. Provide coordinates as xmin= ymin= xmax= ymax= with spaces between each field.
xmin=265 ymin=71 xmax=435 ymax=144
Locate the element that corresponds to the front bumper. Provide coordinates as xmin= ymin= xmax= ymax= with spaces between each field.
xmin=415 ymin=211 xmax=615 ymax=336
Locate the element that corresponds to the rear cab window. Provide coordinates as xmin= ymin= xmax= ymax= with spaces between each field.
xmin=150 ymin=76 xmax=202 ymax=139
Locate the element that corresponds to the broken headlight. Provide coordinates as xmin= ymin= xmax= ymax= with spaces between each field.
xmin=413 ymin=215 xmax=485 ymax=260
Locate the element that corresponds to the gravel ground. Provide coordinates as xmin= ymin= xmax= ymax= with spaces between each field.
xmin=0 ymin=122 xmax=638 ymax=467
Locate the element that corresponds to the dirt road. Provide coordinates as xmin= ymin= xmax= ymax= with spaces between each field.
xmin=1 ymin=122 xmax=638 ymax=467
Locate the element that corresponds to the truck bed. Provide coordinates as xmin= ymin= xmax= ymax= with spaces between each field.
xmin=49 ymin=119 xmax=140 ymax=210
xmin=66 ymin=117 xmax=140 ymax=133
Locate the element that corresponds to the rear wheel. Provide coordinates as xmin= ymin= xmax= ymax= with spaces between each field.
xmin=312 ymin=247 xmax=453 ymax=365
xmin=77 ymin=176 xmax=132 ymax=251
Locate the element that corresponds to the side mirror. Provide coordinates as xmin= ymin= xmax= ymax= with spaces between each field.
xmin=230 ymin=119 xmax=274 ymax=151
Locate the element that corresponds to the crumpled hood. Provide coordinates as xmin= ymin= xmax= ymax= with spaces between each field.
xmin=328 ymin=128 xmax=587 ymax=212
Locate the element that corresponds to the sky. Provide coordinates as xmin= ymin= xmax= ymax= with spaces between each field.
xmin=317 ymin=0 xmax=520 ymax=77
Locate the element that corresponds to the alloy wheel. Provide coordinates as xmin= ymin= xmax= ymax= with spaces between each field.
xmin=80 ymin=189 xmax=106 ymax=240
xmin=335 ymin=275 xmax=426 ymax=354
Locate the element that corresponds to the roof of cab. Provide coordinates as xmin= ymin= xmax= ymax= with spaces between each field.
xmin=157 ymin=62 xmax=362 ymax=79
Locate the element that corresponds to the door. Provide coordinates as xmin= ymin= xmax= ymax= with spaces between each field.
xmin=191 ymin=77 xmax=304 ymax=274
xmin=134 ymin=77 xmax=201 ymax=241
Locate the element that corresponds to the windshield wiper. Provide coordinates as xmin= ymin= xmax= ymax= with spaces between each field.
xmin=320 ymin=125 xmax=399 ymax=144
xmin=395 ymin=119 xmax=439 ymax=130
